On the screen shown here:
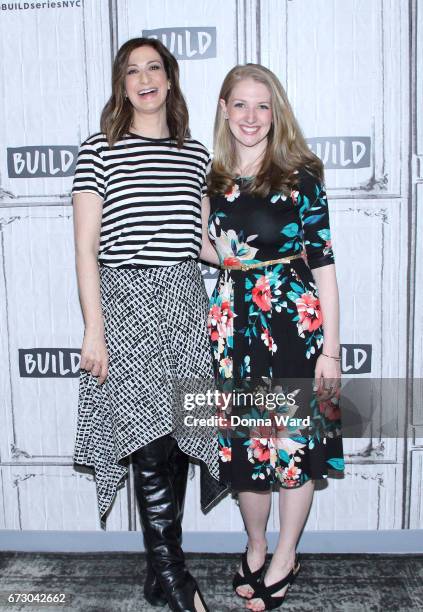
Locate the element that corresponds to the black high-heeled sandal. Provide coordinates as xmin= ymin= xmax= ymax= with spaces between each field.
xmin=232 ymin=547 xmax=266 ymax=599
xmin=248 ymin=555 xmax=300 ymax=610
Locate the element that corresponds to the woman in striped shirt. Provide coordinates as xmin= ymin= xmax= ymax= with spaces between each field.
xmin=72 ymin=37 xmax=219 ymax=612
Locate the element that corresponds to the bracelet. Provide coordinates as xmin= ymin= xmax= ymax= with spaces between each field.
xmin=321 ymin=352 xmax=341 ymax=361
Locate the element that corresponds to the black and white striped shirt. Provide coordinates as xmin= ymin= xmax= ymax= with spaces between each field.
xmin=72 ymin=132 xmax=210 ymax=267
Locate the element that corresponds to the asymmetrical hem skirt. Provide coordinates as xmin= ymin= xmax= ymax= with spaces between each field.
xmin=73 ymin=259 xmax=221 ymax=522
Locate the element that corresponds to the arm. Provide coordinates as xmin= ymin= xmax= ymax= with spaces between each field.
xmin=311 ymin=264 xmax=341 ymax=398
xmin=199 ymin=195 xmax=220 ymax=266
xmin=73 ymin=192 xmax=109 ymax=384
xmin=298 ymin=171 xmax=340 ymax=397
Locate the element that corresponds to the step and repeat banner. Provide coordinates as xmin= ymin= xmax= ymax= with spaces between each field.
xmin=0 ymin=0 xmax=422 ymax=535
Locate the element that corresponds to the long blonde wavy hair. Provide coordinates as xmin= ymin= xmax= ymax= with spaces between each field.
xmin=207 ymin=64 xmax=323 ymax=197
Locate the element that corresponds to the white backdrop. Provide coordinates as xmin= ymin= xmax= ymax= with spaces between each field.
xmin=0 ymin=0 xmax=422 ymax=539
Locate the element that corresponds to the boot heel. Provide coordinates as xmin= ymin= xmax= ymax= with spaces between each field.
xmin=164 ymin=572 xmax=209 ymax=612
xmin=193 ymin=584 xmax=209 ymax=612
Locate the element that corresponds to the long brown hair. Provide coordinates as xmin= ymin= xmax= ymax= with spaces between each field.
xmin=100 ymin=37 xmax=190 ymax=147
xmin=207 ymin=64 xmax=323 ymax=197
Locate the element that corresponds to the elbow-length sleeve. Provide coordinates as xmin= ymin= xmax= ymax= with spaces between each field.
xmin=201 ymin=153 xmax=212 ymax=197
xmin=72 ymin=139 xmax=105 ymax=199
xmin=297 ymin=169 xmax=334 ymax=270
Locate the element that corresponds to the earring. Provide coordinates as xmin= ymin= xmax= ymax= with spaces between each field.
xmin=168 ymin=82 xmax=171 ymax=90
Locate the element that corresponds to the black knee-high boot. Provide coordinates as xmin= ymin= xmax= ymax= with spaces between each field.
xmin=134 ymin=436 xmax=189 ymax=607
xmin=132 ymin=435 xmax=208 ymax=611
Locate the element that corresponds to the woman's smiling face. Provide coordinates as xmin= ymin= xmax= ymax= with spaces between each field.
xmin=125 ymin=45 xmax=169 ymax=116
xmin=220 ymin=78 xmax=273 ymax=150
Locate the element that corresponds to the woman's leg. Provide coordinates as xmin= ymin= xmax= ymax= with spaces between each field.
xmin=133 ymin=435 xmax=189 ymax=607
xmin=132 ymin=435 xmax=186 ymax=597
xmin=246 ymin=479 xmax=315 ymax=611
xmin=132 ymin=435 xmax=207 ymax=612
xmin=235 ymin=490 xmax=271 ymax=598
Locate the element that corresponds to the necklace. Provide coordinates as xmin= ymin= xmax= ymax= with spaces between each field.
xmin=235 ymin=150 xmax=265 ymax=177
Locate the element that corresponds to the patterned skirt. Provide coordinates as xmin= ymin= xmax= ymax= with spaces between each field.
xmin=74 ymin=259 xmax=220 ymax=521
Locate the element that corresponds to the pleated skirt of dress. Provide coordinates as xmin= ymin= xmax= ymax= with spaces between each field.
xmin=73 ymin=259 xmax=222 ymax=522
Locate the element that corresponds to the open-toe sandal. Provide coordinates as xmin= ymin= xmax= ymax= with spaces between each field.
xmin=232 ymin=547 xmax=266 ymax=599
xmin=249 ymin=555 xmax=300 ymax=610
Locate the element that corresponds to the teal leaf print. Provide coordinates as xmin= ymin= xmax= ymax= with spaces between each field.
xmin=298 ymin=193 xmax=309 ymax=211
xmin=327 ymin=457 xmax=345 ymax=471
xmin=289 ymin=282 xmax=303 ymax=294
xmin=279 ymin=241 xmax=294 ymax=253
xmin=278 ymin=449 xmax=290 ymax=463
xmin=250 ymin=407 xmax=263 ymax=420
xmin=303 ymin=214 xmax=325 ymax=225
xmin=281 ymin=223 xmax=299 ymax=237
xmin=317 ymin=228 xmax=331 ymax=241
xmin=259 ymin=313 xmax=268 ymax=328
xmin=286 ymin=291 xmax=298 ymax=302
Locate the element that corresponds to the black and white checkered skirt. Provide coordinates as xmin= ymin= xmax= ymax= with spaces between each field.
xmin=73 ymin=259 xmax=221 ymax=521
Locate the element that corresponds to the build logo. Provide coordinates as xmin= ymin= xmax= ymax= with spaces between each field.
xmin=7 ymin=146 xmax=78 ymax=178
xmin=143 ymin=27 xmax=216 ymax=60
xmin=19 ymin=349 xmax=81 ymax=378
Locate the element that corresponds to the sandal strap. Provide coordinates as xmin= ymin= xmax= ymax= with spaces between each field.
xmin=262 ymin=570 xmax=293 ymax=595
xmin=254 ymin=557 xmax=299 ymax=604
xmin=241 ymin=550 xmax=265 ymax=583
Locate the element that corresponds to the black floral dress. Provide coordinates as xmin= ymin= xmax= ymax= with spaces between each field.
xmin=207 ymin=168 xmax=344 ymax=491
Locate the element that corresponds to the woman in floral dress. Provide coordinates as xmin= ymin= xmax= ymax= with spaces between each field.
xmin=202 ymin=64 xmax=344 ymax=611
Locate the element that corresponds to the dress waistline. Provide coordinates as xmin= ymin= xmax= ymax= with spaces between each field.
xmin=222 ymin=253 xmax=303 ymax=271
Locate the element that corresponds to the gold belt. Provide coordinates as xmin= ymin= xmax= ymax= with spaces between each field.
xmin=222 ymin=253 xmax=303 ymax=271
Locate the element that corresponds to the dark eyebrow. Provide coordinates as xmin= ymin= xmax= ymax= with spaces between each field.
xmin=127 ymin=60 xmax=163 ymax=67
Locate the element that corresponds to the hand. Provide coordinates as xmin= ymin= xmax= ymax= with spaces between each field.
xmin=80 ymin=328 xmax=109 ymax=385
xmin=313 ymin=353 xmax=341 ymax=400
